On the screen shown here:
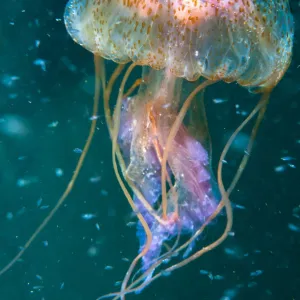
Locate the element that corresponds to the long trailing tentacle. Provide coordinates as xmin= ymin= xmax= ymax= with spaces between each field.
xmin=0 ymin=54 xmax=102 ymax=276
xmin=108 ymin=63 xmax=155 ymax=300
xmin=103 ymin=63 xmax=126 ymax=132
xmin=227 ymin=91 xmax=270 ymax=195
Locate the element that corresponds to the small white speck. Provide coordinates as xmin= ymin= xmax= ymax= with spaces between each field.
xmin=89 ymin=115 xmax=99 ymax=121
xmin=36 ymin=274 xmax=43 ymax=281
xmin=126 ymin=222 xmax=136 ymax=228
xmin=73 ymin=148 xmax=83 ymax=154
xmin=33 ymin=59 xmax=47 ymax=72
xmin=288 ymin=223 xmax=300 ymax=232
xmin=48 ymin=121 xmax=59 ymax=128
xmin=250 ymin=270 xmax=263 ymax=277
xmin=87 ymin=246 xmax=99 ymax=257
xmin=89 ymin=176 xmax=101 ymax=183
xmin=81 ymin=213 xmax=96 ymax=220
xmin=274 ymin=165 xmax=286 ymax=173
xmin=213 ymin=98 xmax=227 ymax=104
xmin=281 ymin=156 xmax=296 ymax=161
xmin=55 ymin=168 xmax=64 ymax=177
xmin=36 ymin=198 xmax=43 ymax=207
xmin=32 ymin=286 xmax=44 ymax=290
xmin=6 ymin=212 xmax=13 ymax=220
xmin=234 ymin=204 xmax=246 ymax=210
xmin=40 ymin=205 xmax=49 ymax=210
xmin=17 ymin=178 xmax=28 ymax=187
xmin=121 ymin=257 xmax=130 ymax=262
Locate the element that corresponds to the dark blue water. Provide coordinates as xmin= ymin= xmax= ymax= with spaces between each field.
xmin=0 ymin=1 xmax=299 ymax=299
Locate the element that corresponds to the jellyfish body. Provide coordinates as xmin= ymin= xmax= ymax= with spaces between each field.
xmin=61 ymin=0 xmax=294 ymax=298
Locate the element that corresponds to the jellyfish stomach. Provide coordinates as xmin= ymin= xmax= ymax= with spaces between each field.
xmin=167 ymin=125 xmax=219 ymax=223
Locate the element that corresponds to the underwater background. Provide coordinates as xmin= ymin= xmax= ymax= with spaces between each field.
xmin=0 ymin=0 xmax=300 ymax=299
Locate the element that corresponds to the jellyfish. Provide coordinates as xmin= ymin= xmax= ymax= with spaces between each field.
xmin=0 ymin=0 xmax=294 ymax=299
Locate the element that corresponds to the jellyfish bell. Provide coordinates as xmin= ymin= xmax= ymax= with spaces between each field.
xmin=64 ymin=0 xmax=293 ymax=88
xmin=0 ymin=0 xmax=293 ymax=299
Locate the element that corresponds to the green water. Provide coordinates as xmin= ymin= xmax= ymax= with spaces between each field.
xmin=0 ymin=1 xmax=299 ymax=299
